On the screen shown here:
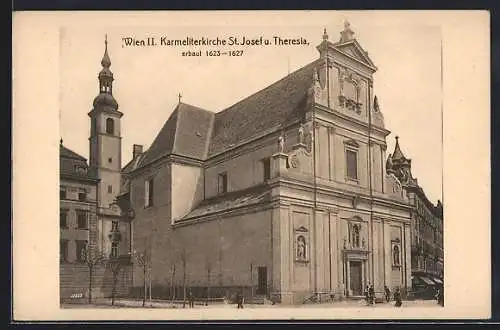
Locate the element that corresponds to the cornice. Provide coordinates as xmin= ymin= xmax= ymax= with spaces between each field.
xmin=206 ymin=119 xmax=302 ymax=166
xmin=314 ymin=104 xmax=390 ymax=137
xmin=172 ymin=201 xmax=274 ymax=228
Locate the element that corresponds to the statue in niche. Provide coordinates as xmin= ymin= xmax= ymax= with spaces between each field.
xmin=393 ymin=244 xmax=400 ymax=265
xmin=278 ymin=135 xmax=284 ymax=153
xmin=352 ymin=224 xmax=360 ymax=248
xmin=362 ymin=237 xmax=366 ymax=248
xmin=298 ymin=123 xmax=304 ymax=145
xmin=297 ymin=235 xmax=307 ymax=260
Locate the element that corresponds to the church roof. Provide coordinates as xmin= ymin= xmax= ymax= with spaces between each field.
xmin=207 ymin=59 xmax=320 ymax=157
xmin=130 ymin=59 xmax=320 ymax=171
xmin=137 ymin=102 xmax=214 ymax=168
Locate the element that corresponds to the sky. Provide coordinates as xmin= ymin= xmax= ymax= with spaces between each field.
xmin=59 ymin=12 xmax=443 ymax=204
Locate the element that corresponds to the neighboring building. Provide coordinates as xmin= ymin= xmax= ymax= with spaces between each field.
xmin=122 ymin=21 xmax=414 ymax=304
xmin=59 ymin=140 xmax=99 ymax=298
xmin=59 ymin=36 xmax=132 ymax=301
xmin=386 ymin=136 xmax=444 ymax=298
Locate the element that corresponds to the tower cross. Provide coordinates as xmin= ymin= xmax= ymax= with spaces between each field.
xmin=178 ymin=93 xmax=182 ymax=104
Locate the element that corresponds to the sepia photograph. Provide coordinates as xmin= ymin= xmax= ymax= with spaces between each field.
xmin=13 ymin=10 xmax=490 ymax=320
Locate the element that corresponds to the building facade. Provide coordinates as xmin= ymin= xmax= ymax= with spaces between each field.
xmin=121 ymin=22 xmax=414 ymax=304
xmin=59 ymin=37 xmax=132 ymax=301
xmin=386 ymin=137 xmax=444 ymax=297
xmin=60 ymin=141 xmax=99 ymax=298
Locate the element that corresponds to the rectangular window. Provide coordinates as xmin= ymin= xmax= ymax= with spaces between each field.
xmin=76 ymin=240 xmax=88 ymax=263
xmin=144 ymin=178 xmax=154 ymax=207
xmin=262 ymin=158 xmax=271 ymax=181
xmin=76 ymin=210 xmax=88 ymax=229
xmin=218 ymin=172 xmax=228 ymax=194
xmin=111 ymin=220 xmax=119 ymax=232
xmin=346 ymin=149 xmax=358 ymax=181
xmin=60 ymin=187 xmax=66 ymax=200
xmin=78 ymin=189 xmax=86 ymax=201
xmin=60 ymin=209 xmax=68 ymax=228
xmin=60 ymin=239 xmax=68 ymax=262
xmin=111 ymin=242 xmax=119 ymax=258
xmin=108 ymin=185 xmax=113 ymax=194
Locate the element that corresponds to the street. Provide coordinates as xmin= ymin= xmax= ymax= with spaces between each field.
xmin=62 ymin=298 xmax=441 ymax=309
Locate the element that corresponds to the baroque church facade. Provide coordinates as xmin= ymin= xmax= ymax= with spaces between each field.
xmin=118 ymin=21 xmax=414 ymax=304
xmin=60 ymin=21 xmax=444 ymax=305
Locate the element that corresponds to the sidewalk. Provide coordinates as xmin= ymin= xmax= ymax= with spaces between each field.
xmin=62 ymin=298 xmax=441 ymax=309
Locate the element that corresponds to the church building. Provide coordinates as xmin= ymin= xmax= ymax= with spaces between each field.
xmin=59 ymin=36 xmax=132 ymax=301
xmin=118 ymin=21 xmax=414 ymax=304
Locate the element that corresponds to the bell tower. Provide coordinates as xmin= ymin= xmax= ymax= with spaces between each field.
xmin=88 ymin=35 xmax=123 ymax=209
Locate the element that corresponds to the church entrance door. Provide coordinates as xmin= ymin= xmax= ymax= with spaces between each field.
xmin=349 ymin=261 xmax=363 ymax=296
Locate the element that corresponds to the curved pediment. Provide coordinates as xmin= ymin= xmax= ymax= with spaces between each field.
xmin=295 ymin=226 xmax=309 ymax=233
xmin=344 ymin=138 xmax=360 ymax=148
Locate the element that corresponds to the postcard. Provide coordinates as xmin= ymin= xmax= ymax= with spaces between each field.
xmin=12 ymin=10 xmax=490 ymax=321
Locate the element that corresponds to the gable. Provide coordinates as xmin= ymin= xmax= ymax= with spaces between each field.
xmin=335 ymin=40 xmax=376 ymax=69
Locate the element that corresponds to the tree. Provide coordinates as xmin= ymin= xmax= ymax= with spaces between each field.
xmin=206 ymin=261 xmax=211 ymax=306
xmin=182 ymin=250 xmax=187 ymax=308
xmin=106 ymin=255 xmax=123 ymax=306
xmin=170 ymin=263 xmax=176 ymax=304
xmin=82 ymin=245 xmax=104 ymax=305
xmin=130 ymin=250 xmax=149 ymax=307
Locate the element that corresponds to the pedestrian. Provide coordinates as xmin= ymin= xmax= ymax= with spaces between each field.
xmin=394 ymin=287 xmax=402 ymax=307
xmin=236 ymin=291 xmax=244 ymax=309
xmin=364 ymin=284 xmax=370 ymax=305
xmin=384 ymin=285 xmax=391 ymax=303
xmin=187 ymin=290 xmax=195 ymax=308
xmin=437 ymin=285 xmax=444 ymax=307
xmin=369 ymin=284 xmax=375 ymax=305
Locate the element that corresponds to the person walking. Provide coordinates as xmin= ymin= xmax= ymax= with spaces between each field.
xmin=187 ymin=290 xmax=195 ymax=308
xmin=236 ymin=291 xmax=244 ymax=309
xmin=394 ymin=287 xmax=402 ymax=307
xmin=384 ymin=285 xmax=391 ymax=303
xmin=369 ymin=284 xmax=375 ymax=305
xmin=364 ymin=284 xmax=370 ymax=305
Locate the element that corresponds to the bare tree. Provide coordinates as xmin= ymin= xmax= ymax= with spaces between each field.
xmin=182 ymin=249 xmax=187 ymax=308
xmin=170 ymin=263 xmax=176 ymax=304
xmin=82 ymin=245 xmax=104 ymax=305
xmin=206 ymin=261 xmax=211 ymax=306
xmin=106 ymin=255 xmax=122 ymax=306
xmin=130 ymin=249 xmax=149 ymax=307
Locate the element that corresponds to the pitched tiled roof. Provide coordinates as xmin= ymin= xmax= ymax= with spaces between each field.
xmin=60 ymin=144 xmax=87 ymax=161
xmin=127 ymin=59 xmax=321 ymax=171
xmin=60 ymin=144 xmax=97 ymax=181
xmin=137 ymin=103 xmax=214 ymax=168
xmin=122 ymin=153 xmax=145 ymax=174
xmin=207 ymin=59 xmax=320 ymax=157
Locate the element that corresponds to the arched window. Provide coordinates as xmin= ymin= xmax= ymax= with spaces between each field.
xmin=297 ymin=235 xmax=307 ymax=260
xmin=352 ymin=225 xmax=360 ymax=248
xmin=106 ymin=118 xmax=114 ymax=135
xmin=393 ymin=245 xmax=400 ymax=265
